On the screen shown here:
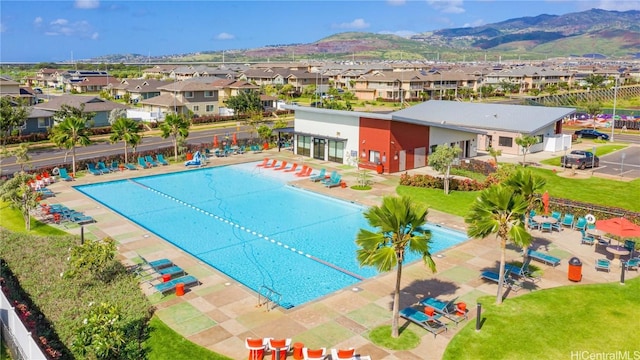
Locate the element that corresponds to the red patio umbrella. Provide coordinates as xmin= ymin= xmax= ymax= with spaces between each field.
xmin=541 ymin=191 xmax=550 ymax=215
xmin=232 ymin=132 xmax=237 ymax=145
xmin=595 ymin=217 xmax=640 ymax=238
xmin=213 ymin=135 xmax=219 ymax=148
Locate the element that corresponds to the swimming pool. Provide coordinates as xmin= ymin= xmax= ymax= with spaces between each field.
xmin=75 ymin=162 xmax=468 ymax=307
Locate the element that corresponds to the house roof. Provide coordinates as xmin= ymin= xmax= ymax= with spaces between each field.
xmin=392 ymin=100 xmax=575 ymax=134
xmin=139 ymin=93 xmax=185 ymax=107
xmin=34 ymin=95 xmax=128 ymax=113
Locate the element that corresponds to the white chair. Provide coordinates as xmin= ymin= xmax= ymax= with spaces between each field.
xmin=331 ymin=348 xmax=355 ymax=360
xmin=302 ymin=347 xmax=326 ymax=360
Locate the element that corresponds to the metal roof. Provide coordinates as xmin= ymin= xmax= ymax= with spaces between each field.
xmin=391 ymin=100 xmax=575 ymax=134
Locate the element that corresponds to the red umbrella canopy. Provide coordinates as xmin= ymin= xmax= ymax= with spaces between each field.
xmin=595 ymin=217 xmax=640 ymax=238
xmin=213 ymin=135 xmax=219 ymax=148
xmin=232 ymin=132 xmax=237 ymax=145
xmin=541 ymin=191 xmax=550 ymax=215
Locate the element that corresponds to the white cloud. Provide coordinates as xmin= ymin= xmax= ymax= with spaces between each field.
xmin=50 ymin=18 xmax=69 ymax=26
xmin=34 ymin=17 xmax=43 ymax=26
xmin=333 ymin=18 xmax=370 ymax=29
xmin=378 ymin=30 xmax=418 ymax=38
xmin=75 ymin=0 xmax=100 ymax=9
xmin=427 ymin=0 xmax=465 ymax=14
xmin=387 ymin=0 xmax=406 ymax=5
xmin=45 ymin=18 xmax=95 ymax=38
xmin=91 ymin=32 xmax=99 ymax=40
xmin=216 ymin=32 xmax=235 ymax=40
xmin=463 ymin=19 xmax=485 ymax=28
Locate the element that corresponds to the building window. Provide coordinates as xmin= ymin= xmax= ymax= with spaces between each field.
xmin=498 ymin=136 xmax=513 ymax=147
xmin=535 ymin=134 xmax=544 ymax=143
xmin=204 ymin=91 xmax=214 ymax=97
xmin=369 ymin=150 xmax=380 ymax=164
xmin=184 ymin=91 xmax=194 ymax=98
xmin=38 ymin=118 xmax=48 ymax=128
xmin=328 ymin=140 xmax=344 ymax=163
xmin=206 ymin=105 xmax=215 ymax=112
xmin=296 ymin=135 xmax=311 ymax=157
xmin=193 ymin=105 xmax=199 ymax=112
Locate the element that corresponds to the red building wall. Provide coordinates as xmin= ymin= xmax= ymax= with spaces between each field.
xmin=359 ymin=117 xmax=430 ymax=174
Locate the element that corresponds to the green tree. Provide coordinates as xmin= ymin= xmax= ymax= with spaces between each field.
xmin=224 ymin=90 xmax=262 ymax=116
xmin=504 ymin=169 xmax=546 ymax=212
xmin=108 ymin=108 xmax=127 ymax=125
xmin=159 ymin=113 xmax=190 ymax=161
xmin=64 ymin=237 xmax=117 ymax=281
xmin=49 ymin=116 xmax=92 ymax=175
xmin=72 ymin=302 xmax=126 ymax=360
xmin=427 ymin=144 xmax=462 ymax=194
xmin=585 ymin=102 xmax=602 ymax=130
xmin=109 ymin=117 xmax=142 ymax=164
xmin=0 ymin=172 xmax=40 ymax=231
xmin=514 ymin=134 xmax=539 ymax=166
xmin=12 ymin=142 xmax=32 ymax=172
xmin=0 ymin=97 xmax=30 ymax=145
xmin=584 ymin=74 xmax=605 ymax=90
xmin=488 ymin=146 xmax=502 ymax=166
xmin=356 ymin=195 xmax=436 ymax=338
xmin=465 ymin=184 xmax=531 ymax=304
xmin=257 ymin=125 xmax=273 ymax=145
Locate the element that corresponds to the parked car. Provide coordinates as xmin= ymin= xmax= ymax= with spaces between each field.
xmin=560 ymin=150 xmax=600 ymax=169
xmin=310 ymin=101 xmax=323 ymax=108
xmin=574 ymin=129 xmax=610 ymax=140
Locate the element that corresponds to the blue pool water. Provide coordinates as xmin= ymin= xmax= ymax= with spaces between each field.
xmin=75 ymin=163 xmax=468 ymax=307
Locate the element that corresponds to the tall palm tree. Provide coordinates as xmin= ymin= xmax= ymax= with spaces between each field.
xmin=356 ymin=195 xmax=436 ymax=338
xmin=159 ymin=113 xmax=190 ymax=161
xmin=49 ymin=116 xmax=92 ymax=175
xmin=109 ymin=117 xmax=142 ymax=164
xmin=465 ymin=184 xmax=531 ymax=305
xmin=504 ymin=169 xmax=546 ymax=212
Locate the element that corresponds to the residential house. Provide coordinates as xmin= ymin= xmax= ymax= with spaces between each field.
xmin=34 ymin=94 xmax=128 ymax=128
xmin=108 ymin=79 xmax=168 ymax=103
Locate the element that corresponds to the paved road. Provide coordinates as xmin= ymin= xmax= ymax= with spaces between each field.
xmin=593 ymin=145 xmax=640 ymax=179
xmin=1 ymin=124 xmax=291 ymax=175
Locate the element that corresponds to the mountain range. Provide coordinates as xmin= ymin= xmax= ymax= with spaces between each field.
xmin=95 ymin=8 xmax=640 ymax=63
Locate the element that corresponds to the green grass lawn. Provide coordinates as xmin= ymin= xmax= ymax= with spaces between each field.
xmin=444 ymin=277 xmax=640 ymax=359
xmin=397 ymin=185 xmax=479 ymax=217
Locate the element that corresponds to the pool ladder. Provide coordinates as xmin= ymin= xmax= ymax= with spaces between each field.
xmin=258 ymin=286 xmax=286 ymax=311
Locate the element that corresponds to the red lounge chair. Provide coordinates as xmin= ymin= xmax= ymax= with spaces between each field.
xmin=256 ymin=158 xmax=269 ymax=167
xmin=273 ymin=161 xmax=288 ymax=170
xmin=268 ymin=338 xmax=291 ymax=360
xmin=264 ymin=159 xmax=278 ymax=168
xmin=245 ymin=338 xmax=267 ymax=360
xmin=296 ymin=167 xmax=313 ymax=177
xmin=295 ymin=165 xmax=308 ymax=176
xmin=284 ymin=163 xmax=298 ymax=172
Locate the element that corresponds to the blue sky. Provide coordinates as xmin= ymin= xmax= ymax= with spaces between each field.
xmin=1 ymin=0 xmax=639 ymax=62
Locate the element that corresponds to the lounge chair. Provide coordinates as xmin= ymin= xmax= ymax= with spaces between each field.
xmin=110 ymin=160 xmax=122 ymax=172
xmin=268 ymin=338 xmax=292 ymax=360
xmin=302 ymin=347 xmax=326 ymax=360
xmin=595 ymin=258 xmax=611 ymax=272
xmin=263 ymin=159 xmax=278 ymax=168
xmin=560 ymin=213 xmax=574 ymax=229
xmin=124 ymin=163 xmax=137 ymax=170
xmin=156 ymin=154 xmax=169 ymax=165
xmin=138 ymin=157 xmax=152 ymax=169
xmin=87 ymin=163 xmax=103 ymax=175
xmin=419 ymin=297 xmax=468 ymax=326
xmin=96 ymin=161 xmax=112 ymax=173
xmin=323 ymin=173 xmax=342 ymax=188
xmin=526 ymin=249 xmax=561 ymax=267
xmin=284 ymin=163 xmax=298 ymax=173
xmin=320 ymin=170 xmax=337 ymax=184
xmin=138 ymin=256 xmax=174 ymax=270
xmin=58 ymin=168 xmax=74 ymax=181
xmin=145 ymin=155 xmax=159 ymax=167
xmin=69 ymin=212 xmax=95 ymax=224
xmin=296 ymin=166 xmax=311 ymax=177
xmin=150 ymin=265 xmax=186 ymax=280
xmin=398 ymin=306 xmax=447 ymax=337
xmin=273 ymin=160 xmax=288 ymax=171
xmin=480 ymin=269 xmax=521 ymax=291
xmin=256 ymin=158 xmax=269 ymax=167
xmin=251 ymin=144 xmax=262 ymax=153
xmin=309 ymin=168 xmax=326 ymax=182
xmin=154 ymin=275 xmax=200 ymax=295
xmin=37 ymin=188 xmax=55 ymax=198
xmin=574 ymin=217 xmax=587 ymax=231
xmin=580 ymin=229 xmax=595 ymax=245
xmin=505 ymin=259 xmax=541 ymax=283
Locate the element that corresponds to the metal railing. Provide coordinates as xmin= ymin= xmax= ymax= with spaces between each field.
xmin=257 ymin=285 xmax=282 ymax=311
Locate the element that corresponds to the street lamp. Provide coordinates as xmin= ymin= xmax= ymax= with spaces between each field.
xmin=610 ymin=77 xmax=618 ymax=142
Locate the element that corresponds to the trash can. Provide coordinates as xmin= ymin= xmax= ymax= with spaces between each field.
xmin=162 ymin=274 xmax=171 ymax=283
xmin=292 ymin=343 xmax=304 ymax=360
xmin=376 ymin=163 xmax=384 ymax=174
xmin=568 ymin=257 xmax=582 ymax=282
xmin=176 ymin=283 xmax=185 ymax=296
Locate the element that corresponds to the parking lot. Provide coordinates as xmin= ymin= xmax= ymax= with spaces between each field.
xmin=593 ymin=144 xmax=640 ymax=179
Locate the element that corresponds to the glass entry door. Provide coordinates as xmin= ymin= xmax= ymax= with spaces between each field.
xmin=313 ymin=138 xmax=325 ymax=160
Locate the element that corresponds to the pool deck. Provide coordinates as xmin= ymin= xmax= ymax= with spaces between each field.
xmin=42 ymin=148 xmax=639 ymax=360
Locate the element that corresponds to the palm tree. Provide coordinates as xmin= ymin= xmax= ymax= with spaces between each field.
xmin=49 ymin=116 xmax=92 ymax=175
xmin=356 ymin=195 xmax=436 ymax=338
xmin=465 ymin=185 xmax=531 ymax=305
xmin=109 ymin=117 xmax=142 ymax=164
xmin=504 ymin=169 xmax=546 ymax=212
xmin=159 ymin=113 xmax=190 ymax=161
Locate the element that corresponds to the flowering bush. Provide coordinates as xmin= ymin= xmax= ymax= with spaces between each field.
xmin=400 ymin=173 xmax=486 ymax=191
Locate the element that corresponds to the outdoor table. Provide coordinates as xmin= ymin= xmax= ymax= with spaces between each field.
xmin=587 ymin=228 xmax=606 ymax=238
xmin=533 ymin=216 xmax=558 ymax=226
xmin=606 ymin=245 xmax=630 ymax=266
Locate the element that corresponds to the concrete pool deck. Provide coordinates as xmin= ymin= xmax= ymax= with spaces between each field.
xmin=42 ymin=149 xmax=639 ymax=360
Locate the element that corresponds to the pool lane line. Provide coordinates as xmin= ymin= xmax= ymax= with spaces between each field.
xmin=127 ymin=179 xmax=365 ymax=281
